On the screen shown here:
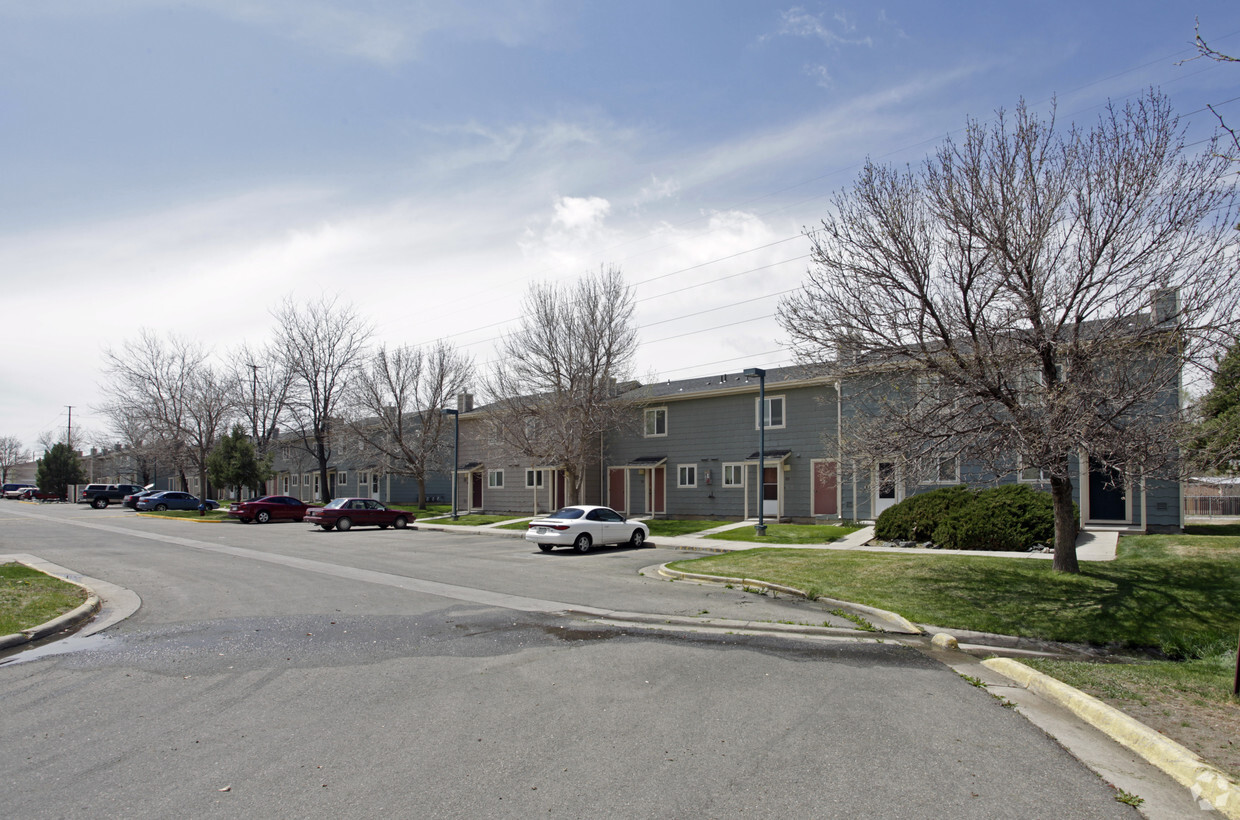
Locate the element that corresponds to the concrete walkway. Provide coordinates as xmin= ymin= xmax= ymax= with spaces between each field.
xmin=413 ymin=515 xmax=1119 ymax=560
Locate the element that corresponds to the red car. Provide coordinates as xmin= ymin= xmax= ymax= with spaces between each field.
xmin=305 ymin=498 xmax=414 ymax=531
xmin=19 ymin=488 xmax=64 ymax=502
xmin=227 ymin=495 xmax=310 ymax=524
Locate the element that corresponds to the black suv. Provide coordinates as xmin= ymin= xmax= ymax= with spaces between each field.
xmin=81 ymin=483 xmax=146 ymax=509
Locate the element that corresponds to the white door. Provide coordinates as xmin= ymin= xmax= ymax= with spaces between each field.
xmin=874 ymin=461 xmax=901 ymax=515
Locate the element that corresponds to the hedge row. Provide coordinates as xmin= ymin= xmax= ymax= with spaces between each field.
xmin=874 ymin=484 xmax=1075 ymax=551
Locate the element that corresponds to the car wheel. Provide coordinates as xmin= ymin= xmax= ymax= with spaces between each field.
xmin=336 ymin=517 xmax=352 ymax=532
xmin=92 ymin=497 xmax=108 ymax=509
xmin=393 ymin=516 xmax=408 ymax=529
xmin=319 ymin=524 xmax=333 ymax=531
xmin=256 ymin=510 xmax=270 ymax=524
xmin=630 ymin=529 xmax=646 ymax=548
xmin=155 ymin=504 xmax=168 ymax=512
xmin=538 ymin=544 xmax=554 ymax=552
xmin=574 ymin=533 xmax=592 ymax=553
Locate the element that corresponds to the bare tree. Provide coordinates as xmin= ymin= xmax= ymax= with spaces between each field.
xmin=779 ymin=91 xmax=1240 ymax=573
xmin=229 ymin=341 xmax=295 ymax=465
xmin=0 ymin=436 xmax=28 ymax=484
xmin=274 ymin=297 xmax=373 ymax=504
xmin=486 ymin=266 xmax=638 ymax=505
xmin=1183 ymin=19 xmax=1239 ymax=160
xmin=350 ymin=341 xmax=474 ymax=508
xmin=100 ymin=330 xmax=235 ymax=495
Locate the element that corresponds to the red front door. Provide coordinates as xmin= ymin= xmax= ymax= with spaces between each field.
xmin=608 ymin=469 xmax=626 ymax=512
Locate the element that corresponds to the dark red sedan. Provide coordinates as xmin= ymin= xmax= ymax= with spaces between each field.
xmin=227 ymin=495 xmax=310 ymax=524
xmin=305 ymin=498 xmax=414 ymax=531
xmin=19 ymin=488 xmax=64 ymax=501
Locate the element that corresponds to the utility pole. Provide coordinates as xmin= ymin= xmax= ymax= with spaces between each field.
xmin=246 ymin=363 xmax=260 ymax=440
xmin=66 ymin=405 xmax=73 ymax=449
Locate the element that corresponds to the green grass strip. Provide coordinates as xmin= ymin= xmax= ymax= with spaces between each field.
xmin=0 ymin=563 xmax=87 ymax=635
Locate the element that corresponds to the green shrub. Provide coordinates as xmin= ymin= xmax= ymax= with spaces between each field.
xmin=876 ymin=482 xmax=1075 ymax=551
xmin=874 ymin=484 xmax=972 ymax=542
xmin=934 ymin=484 xmax=1059 ymax=551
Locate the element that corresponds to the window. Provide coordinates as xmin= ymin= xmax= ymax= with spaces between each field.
xmin=1020 ymin=462 xmax=1048 ymax=483
xmin=488 ymin=469 xmax=504 ymax=488
xmin=644 ymin=407 xmax=667 ymax=437
xmin=282 ymin=475 xmax=289 ymax=494
xmin=933 ymin=456 xmax=958 ymax=484
xmin=291 ymin=474 xmax=299 ymax=487
xmin=722 ymin=463 xmax=744 ymax=487
xmin=525 ymin=469 xmax=544 ymax=489
xmin=337 ymin=471 xmax=348 ymax=485
xmin=757 ymin=395 xmax=785 ymax=429
xmin=372 ymin=473 xmax=380 ymax=494
xmin=358 ymin=471 xmax=369 ymax=488
xmin=677 ymin=464 xmax=697 ymax=488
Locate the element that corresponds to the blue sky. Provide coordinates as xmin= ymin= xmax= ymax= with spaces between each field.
xmin=2 ymin=1 xmax=1238 ymax=452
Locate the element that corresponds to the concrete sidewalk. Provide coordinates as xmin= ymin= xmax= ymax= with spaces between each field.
xmin=413 ymin=516 xmax=1118 ymax=560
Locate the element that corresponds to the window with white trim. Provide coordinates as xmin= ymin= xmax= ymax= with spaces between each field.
xmin=487 ymin=469 xmax=504 ymax=488
xmin=756 ymin=395 xmax=786 ymax=429
xmin=337 ymin=471 xmax=348 ymax=485
xmin=525 ymin=469 xmax=544 ymax=489
xmin=1019 ymin=462 xmax=1048 ymax=483
xmin=372 ymin=473 xmax=380 ymax=494
xmin=932 ymin=456 xmax=958 ymax=484
xmin=677 ymin=464 xmax=697 ymax=488
xmin=282 ymin=475 xmax=289 ymax=493
xmin=644 ymin=407 xmax=667 ymax=437
xmin=722 ymin=463 xmax=744 ymax=487
xmin=358 ymin=471 xmax=369 ymax=490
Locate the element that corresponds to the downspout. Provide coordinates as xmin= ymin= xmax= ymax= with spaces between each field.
xmin=835 ymin=379 xmax=843 ymax=519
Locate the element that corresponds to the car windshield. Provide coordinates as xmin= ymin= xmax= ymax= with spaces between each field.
xmin=547 ymin=508 xmax=585 ymax=519
xmin=324 ymin=498 xmax=348 ymax=509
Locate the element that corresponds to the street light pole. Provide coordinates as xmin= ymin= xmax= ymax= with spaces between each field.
xmin=442 ymin=408 xmax=460 ymax=521
xmin=744 ymin=367 xmax=767 ymax=536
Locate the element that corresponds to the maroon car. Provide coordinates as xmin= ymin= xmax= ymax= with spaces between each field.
xmin=19 ymin=488 xmax=64 ymax=501
xmin=228 ymin=495 xmax=310 ymax=524
xmin=305 ymin=498 xmax=414 ymax=531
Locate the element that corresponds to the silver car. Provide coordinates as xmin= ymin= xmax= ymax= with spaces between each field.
xmin=524 ymin=505 xmax=649 ymax=553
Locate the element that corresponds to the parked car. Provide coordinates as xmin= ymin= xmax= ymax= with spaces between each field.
xmin=228 ymin=495 xmax=310 ymax=524
xmin=81 ymin=483 xmax=146 ymax=509
xmin=3 ymin=483 xmax=38 ymax=499
xmin=18 ymin=488 xmax=64 ymax=501
xmin=135 ymin=491 xmax=219 ymax=512
xmin=123 ymin=489 xmax=157 ymax=509
xmin=524 ymin=505 xmax=649 ymax=553
xmin=305 ymin=498 xmax=413 ymax=531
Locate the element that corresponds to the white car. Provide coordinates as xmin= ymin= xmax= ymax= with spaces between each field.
xmin=524 ymin=505 xmax=649 ymax=553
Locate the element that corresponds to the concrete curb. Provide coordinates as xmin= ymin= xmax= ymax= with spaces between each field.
xmin=0 ymin=581 xmax=101 ymax=651
xmin=655 ymin=563 xmax=922 ymax=635
xmin=983 ymin=657 xmax=1240 ymax=819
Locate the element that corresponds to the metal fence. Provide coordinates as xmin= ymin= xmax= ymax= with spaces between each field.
xmin=1184 ymin=496 xmax=1240 ymax=516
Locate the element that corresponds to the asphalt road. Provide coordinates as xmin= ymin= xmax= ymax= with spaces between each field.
xmin=0 ymin=503 xmax=1140 ymax=819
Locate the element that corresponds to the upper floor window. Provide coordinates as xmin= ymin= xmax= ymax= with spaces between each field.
xmin=644 ymin=407 xmax=667 ymax=437
xmin=757 ymin=395 xmax=785 ymax=429
xmin=677 ymin=464 xmax=697 ymax=488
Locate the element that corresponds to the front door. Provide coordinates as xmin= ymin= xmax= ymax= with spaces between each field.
xmin=644 ymin=467 xmax=665 ymax=514
xmin=1088 ymin=458 xmax=1127 ymax=521
xmin=608 ymin=468 xmax=626 ymax=512
xmin=874 ymin=461 xmax=900 ymax=516
xmin=470 ymin=471 xmax=483 ymax=510
xmin=812 ymin=460 xmax=838 ymax=516
xmin=762 ymin=466 xmax=779 ymax=517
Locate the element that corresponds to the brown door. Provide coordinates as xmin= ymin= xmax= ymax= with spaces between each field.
xmin=471 ymin=472 xmax=483 ymax=509
xmin=652 ymin=467 xmax=665 ymax=513
xmin=608 ymin=469 xmax=625 ymax=512
xmin=813 ymin=460 xmax=838 ymax=516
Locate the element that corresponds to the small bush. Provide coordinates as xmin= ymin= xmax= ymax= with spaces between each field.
xmin=874 ymin=485 xmax=972 ymax=542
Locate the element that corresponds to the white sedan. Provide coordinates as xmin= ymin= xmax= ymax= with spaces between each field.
xmin=524 ymin=505 xmax=649 ymax=553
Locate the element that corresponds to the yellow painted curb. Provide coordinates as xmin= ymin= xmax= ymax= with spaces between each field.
xmin=983 ymin=657 xmax=1240 ymax=818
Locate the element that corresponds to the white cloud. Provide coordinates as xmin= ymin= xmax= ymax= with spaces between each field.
xmin=771 ymin=6 xmax=873 ymax=48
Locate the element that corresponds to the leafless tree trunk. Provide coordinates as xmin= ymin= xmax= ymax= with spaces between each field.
xmin=486 ymin=266 xmax=638 ymax=506
xmin=779 ymin=91 xmax=1240 ymax=572
xmin=0 ymin=436 xmax=28 ymax=484
xmin=350 ymin=341 xmax=473 ymax=509
xmin=274 ymin=297 xmax=372 ymax=504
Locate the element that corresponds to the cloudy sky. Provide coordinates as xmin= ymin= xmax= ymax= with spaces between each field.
xmin=2 ymin=1 xmax=1238 ymax=453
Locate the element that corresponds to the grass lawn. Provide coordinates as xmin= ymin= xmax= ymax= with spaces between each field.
xmin=645 ymin=520 xmax=721 ymax=537
xmin=430 ymin=514 xmax=527 ymax=527
xmin=496 ymin=519 xmax=535 ymax=530
xmin=389 ymin=504 xmax=451 ymax=517
xmin=668 ymin=525 xmax=1240 ymax=652
xmin=0 ymin=563 xmax=87 ymax=634
xmin=137 ymin=509 xmax=231 ymax=522
xmin=704 ymin=522 xmax=862 ymax=545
